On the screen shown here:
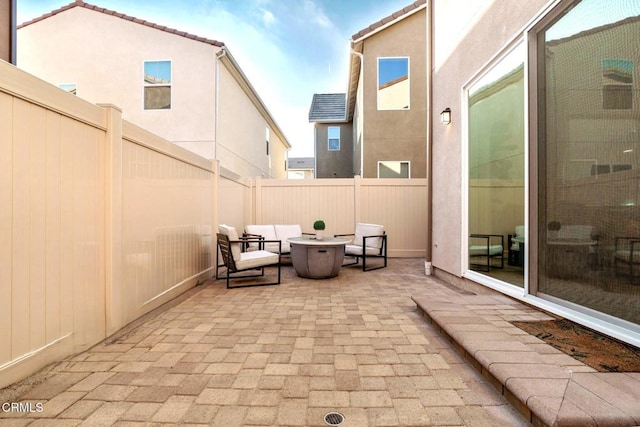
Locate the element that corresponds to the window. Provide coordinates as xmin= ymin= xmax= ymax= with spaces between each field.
xmin=144 ymin=60 xmax=171 ymax=109
xmin=59 ymin=83 xmax=76 ymax=95
xmin=467 ymin=42 xmax=525 ymax=287
xmin=377 ymin=57 xmax=409 ymax=110
xmin=535 ymin=0 xmax=640 ymax=324
xmin=377 ymin=161 xmax=410 ymax=178
xmin=602 ymin=59 xmax=633 ymax=109
xmin=266 ymin=127 xmax=270 ymax=156
xmin=328 ymin=126 xmax=340 ymax=151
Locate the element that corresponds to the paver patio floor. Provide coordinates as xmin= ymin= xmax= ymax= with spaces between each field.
xmin=0 ymin=259 xmax=528 ymax=426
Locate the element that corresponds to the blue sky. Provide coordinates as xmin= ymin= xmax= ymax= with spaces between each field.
xmin=17 ymin=0 xmax=414 ymax=157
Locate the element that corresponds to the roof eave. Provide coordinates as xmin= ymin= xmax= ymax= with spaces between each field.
xmin=218 ymin=48 xmax=291 ymax=149
xmin=350 ymin=1 xmax=426 ymax=44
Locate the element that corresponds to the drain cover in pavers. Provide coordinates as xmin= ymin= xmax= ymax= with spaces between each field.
xmin=324 ymin=412 xmax=345 ymax=426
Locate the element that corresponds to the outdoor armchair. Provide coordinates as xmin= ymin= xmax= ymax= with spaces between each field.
xmin=614 ymin=236 xmax=640 ymax=278
xmin=336 ymin=223 xmax=387 ymax=271
xmin=216 ymin=224 xmax=281 ymax=289
xmin=469 ymin=234 xmax=504 ymax=272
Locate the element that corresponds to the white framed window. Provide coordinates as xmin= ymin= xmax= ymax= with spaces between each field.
xmin=464 ymin=40 xmax=526 ymax=288
xmin=377 ymin=161 xmax=410 ymax=178
xmin=328 ymin=126 xmax=340 ymax=151
xmin=143 ymin=60 xmax=171 ymax=110
xmin=377 ymin=57 xmax=410 ymax=110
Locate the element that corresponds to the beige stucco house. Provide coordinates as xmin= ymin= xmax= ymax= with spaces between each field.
xmin=308 ymin=93 xmax=354 ymax=178
xmin=346 ymin=0 xmax=427 ymax=178
xmin=17 ymin=0 xmax=290 ymax=179
xmin=429 ymin=0 xmax=640 ymax=347
xmin=0 ymin=0 xmax=15 ymax=63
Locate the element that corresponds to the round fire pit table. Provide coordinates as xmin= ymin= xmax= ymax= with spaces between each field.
xmin=288 ymin=237 xmax=350 ymax=279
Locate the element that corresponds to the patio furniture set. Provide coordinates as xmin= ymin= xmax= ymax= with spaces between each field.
xmin=470 ymin=224 xmax=640 ymax=280
xmin=215 ymin=223 xmax=387 ymax=288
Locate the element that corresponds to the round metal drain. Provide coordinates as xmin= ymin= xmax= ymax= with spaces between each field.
xmin=324 ymin=412 xmax=345 ymax=426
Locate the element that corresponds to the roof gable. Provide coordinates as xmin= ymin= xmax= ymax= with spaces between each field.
xmin=308 ymin=93 xmax=346 ymax=122
xmin=18 ymin=0 xmax=225 ymax=48
xmin=351 ymin=0 xmax=426 ymax=43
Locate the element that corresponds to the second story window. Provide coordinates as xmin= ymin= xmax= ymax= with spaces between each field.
xmin=144 ymin=60 xmax=171 ymax=110
xmin=602 ymin=59 xmax=633 ymax=110
xmin=328 ymin=126 xmax=340 ymax=151
xmin=378 ymin=57 xmax=409 ymax=110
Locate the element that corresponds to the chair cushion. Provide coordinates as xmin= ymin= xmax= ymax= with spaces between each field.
xmin=245 ymin=225 xmax=277 ymax=250
xmin=469 ymin=245 xmax=503 ymax=256
xmin=246 ymin=224 xmax=278 ymax=240
xmin=219 ymin=224 xmax=241 ymax=261
xmin=274 ymin=224 xmax=302 ymax=253
xmin=557 ymin=225 xmax=594 ymax=241
xmin=515 ymin=225 xmax=525 ymax=238
xmin=345 ymin=245 xmax=381 ymax=256
xmin=354 ymin=223 xmax=384 ymax=249
xmin=236 ymin=250 xmax=279 ymax=270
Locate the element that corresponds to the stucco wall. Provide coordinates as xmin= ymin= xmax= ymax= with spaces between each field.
xmin=17 ymin=5 xmax=289 ymax=180
xmin=361 ymin=10 xmax=427 ymax=178
xmin=315 ymin=123 xmax=354 ymax=178
xmin=431 ymin=0 xmax=548 ymax=276
xmin=217 ymin=62 xmax=273 ymax=178
xmin=18 ymin=7 xmax=218 ymax=159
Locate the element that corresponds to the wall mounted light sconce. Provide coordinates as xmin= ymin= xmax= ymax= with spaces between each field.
xmin=440 ymin=108 xmax=451 ymax=125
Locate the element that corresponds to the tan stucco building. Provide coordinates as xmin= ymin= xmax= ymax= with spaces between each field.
xmin=17 ymin=0 xmax=290 ymax=179
xmin=429 ymin=0 xmax=640 ymax=347
xmin=347 ymin=0 xmax=427 ymax=178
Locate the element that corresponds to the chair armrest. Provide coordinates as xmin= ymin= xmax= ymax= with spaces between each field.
xmin=615 ymin=236 xmax=640 ymax=250
xmin=334 ymin=233 xmax=355 ymax=237
xmin=241 ymin=233 xmax=265 ymax=250
xmin=242 ymin=232 xmax=264 ymax=240
xmin=230 ymin=238 xmax=282 ymax=253
xmin=470 ymin=234 xmax=504 ymax=247
xmin=302 ymin=232 xmax=315 ymax=236
xmin=362 ymin=234 xmax=387 ymax=251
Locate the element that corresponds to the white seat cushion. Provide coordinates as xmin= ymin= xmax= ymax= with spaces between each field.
xmin=345 ymin=245 xmax=381 ymax=256
xmin=354 ymin=223 xmax=384 ymax=249
xmin=236 ymin=250 xmax=279 ymax=270
xmin=245 ymin=225 xmax=277 ymax=250
xmin=219 ymin=224 xmax=241 ymax=260
xmin=469 ymin=245 xmax=503 ymax=256
xmin=557 ymin=225 xmax=593 ymax=241
xmin=512 ymin=225 xmax=525 ymax=250
xmin=274 ymin=224 xmax=302 ymax=253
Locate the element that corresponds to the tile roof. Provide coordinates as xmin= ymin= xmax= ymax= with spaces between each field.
xmin=351 ymin=0 xmax=426 ymax=42
xmin=308 ymin=93 xmax=346 ymax=122
xmin=18 ymin=0 xmax=225 ymax=48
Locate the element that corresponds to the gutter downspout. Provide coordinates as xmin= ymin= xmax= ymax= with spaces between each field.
xmin=425 ymin=1 xmax=434 ymax=275
xmin=215 ymin=47 xmax=227 ymax=160
xmin=11 ymin=0 xmax=17 ymax=65
xmin=351 ymin=48 xmax=364 ymax=177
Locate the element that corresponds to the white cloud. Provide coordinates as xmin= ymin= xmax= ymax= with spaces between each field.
xmin=261 ymin=9 xmax=276 ymax=27
xmin=302 ymin=0 xmax=332 ymax=29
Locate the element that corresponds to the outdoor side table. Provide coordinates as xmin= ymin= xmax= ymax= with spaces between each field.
xmin=288 ymin=237 xmax=350 ymax=279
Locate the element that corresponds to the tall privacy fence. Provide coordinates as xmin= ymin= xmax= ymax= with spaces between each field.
xmin=1 ymin=60 xmax=427 ymax=388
